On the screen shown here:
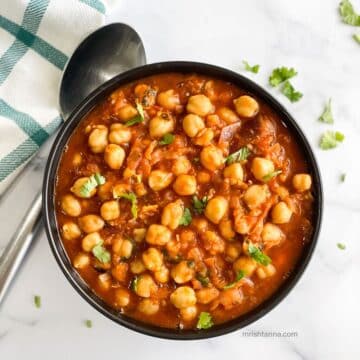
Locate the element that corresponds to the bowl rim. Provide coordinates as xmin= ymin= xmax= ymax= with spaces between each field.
xmin=43 ymin=61 xmax=323 ymax=340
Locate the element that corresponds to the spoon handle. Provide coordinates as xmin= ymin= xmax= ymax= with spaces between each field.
xmin=0 ymin=192 xmax=42 ymax=306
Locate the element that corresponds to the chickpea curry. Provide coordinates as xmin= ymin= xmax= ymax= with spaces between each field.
xmin=55 ymin=73 xmax=314 ymax=330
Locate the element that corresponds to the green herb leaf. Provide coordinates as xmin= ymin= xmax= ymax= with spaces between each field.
xmin=248 ymin=243 xmax=272 ymax=266
xmin=337 ymin=243 xmax=346 ymax=250
xmin=196 ymin=273 xmax=210 ymax=287
xmin=281 ymin=81 xmax=303 ymax=103
xmin=196 ymin=312 xmax=214 ymax=330
xmin=124 ymin=101 xmax=145 ymax=127
xmin=187 ymin=260 xmax=195 ymax=268
xmin=92 ymin=241 xmax=111 ymax=263
xmin=34 ymin=295 xmax=41 ymax=308
xmin=353 ymin=33 xmax=360 ymax=43
xmin=192 ymin=195 xmax=208 ymax=215
xmin=116 ymin=192 xmax=138 ymax=219
xmin=85 ymin=320 xmax=92 ymax=328
xmin=340 ymin=173 xmax=346 ymax=182
xmin=339 ymin=0 xmax=360 ymax=26
xmin=262 ymin=169 xmax=282 ymax=182
xmin=223 ymin=270 xmax=245 ymax=289
xmin=159 ymin=133 xmax=175 ymax=145
xmin=269 ymin=67 xmax=297 ymax=87
xmin=243 ymin=60 xmax=260 ymax=74
xmin=179 ymin=207 xmax=192 ymax=226
xmin=320 ymin=131 xmax=345 ymax=150
xmin=79 ymin=173 xmax=106 ymax=197
xmin=225 ymin=146 xmax=250 ymax=165
xmin=130 ymin=276 xmax=139 ymax=291
xmin=319 ymin=98 xmax=334 ymax=124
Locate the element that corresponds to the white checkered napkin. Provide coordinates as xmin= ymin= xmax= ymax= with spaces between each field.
xmin=0 ymin=0 xmax=112 ymax=195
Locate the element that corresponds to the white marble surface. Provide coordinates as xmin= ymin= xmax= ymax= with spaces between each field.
xmin=1 ymin=0 xmax=360 ymax=358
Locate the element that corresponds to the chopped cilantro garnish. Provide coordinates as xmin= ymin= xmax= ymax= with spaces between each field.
xmin=85 ymin=320 xmax=92 ymax=328
xmin=196 ymin=273 xmax=210 ymax=287
xmin=34 ymin=295 xmax=41 ymax=309
xmin=225 ymin=146 xmax=250 ymax=165
xmin=337 ymin=243 xmax=346 ymax=250
xmin=79 ymin=173 xmax=105 ymax=197
xmin=223 ymin=270 xmax=245 ymax=289
xmin=187 ymin=260 xmax=195 ymax=268
xmin=159 ymin=133 xmax=175 ymax=145
xmin=92 ymin=241 xmax=111 ymax=263
xmin=339 ymin=0 xmax=360 ymax=26
xmin=130 ymin=276 xmax=139 ymax=291
xmin=248 ymin=243 xmax=272 ymax=266
xmin=124 ymin=101 xmax=145 ymax=127
xmin=269 ymin=67 xmax=297 ymax=87
xmin=320 ymin=131 xmax=345 ymax=150
xmin=340 ymin=173 xmax=346 ymax=182
xmin=281 ymin=81 xmax=303 ymax=103
xmin=192 ymin=195 xmax=208 ymax=215
xmin=197 ymin=312 xmax=214 ymax=330
xmin=243 ymin=60 xmax=260 ymax=74
xmin=179 ymin=207 xmax=192 ymax=226
xmin=116 ymin=192 xmax=138 ymax=219
xmin=262 ymin=169 xmax=282 ymax=182
xmin=319 ymin=98 xmax=334 ymax=124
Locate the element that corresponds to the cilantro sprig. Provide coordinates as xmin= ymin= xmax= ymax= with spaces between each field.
xmin=159 ymin=133 xmax=175 ymax=145
xmin=269 ymin=67 xmax=297 ymax=87
xmin=225 ymin=146 xmax=250 ymax=165
xmin=34 ymin=295 xmax=41 ymax=309
xmin=248 ymin=243 xmax=272 ymax=266
xmin=243 ymin=60 xmax=260 ymax=74
xmin=281 ymin=81 xmax=303 ymax=103
xmin=115 ymin=192 xmax=138 ymax=219
xmin=196 ymin=312 xmax=214 ymax=330
xmin=124 ymin=101 xmax=145 ymax=127
xmin=192 ymin=196 xmax=208 ymax=215
xmin=262 ymin=169 xmax=282 ymax=182
xmin=179 ymin=208 xmax=192 ymax=226
xmin=339 ymin=0 xmax=360 ymax=26
xmin=319 ymin=131 xmax=345 ymax=150
xmin=79 ymin=173 xmax=105 ymax=198
xmin=92 ymin=241 xmax=111 ymax=263
xmin=319 ymin=98 xmax=334 ymax=124
xmin=223 ymin=270 xmax=245 ymax=290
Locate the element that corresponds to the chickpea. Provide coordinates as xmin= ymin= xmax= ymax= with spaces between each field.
xmin=99 ymin=200 xmax=120 ymax=221
xmin=226 ymin=243 xmax=242 ymax=262
xmin=73 ymin=253 xmax=90 ymax=269
xmin=138 ymin=299 xmax=160 ymax=315
xmin=71 ymin=177 xmax=96 ymax=198
xmin=149 ymin=114 xmax=175 ymax=138
xmin=219 ymin=219 xmax=235 ymax=240
xmin=61 ymin=194 xmax=81 ymax=217
xmin=256 ymin=264 xmax=276 ymax=279
xmin=292 ymin=173 xmax=312 ymax=192
xmin=197 ymin=171 xmax=211 ymax=184
xmin=170 ymin=286 xmax=197 ymax=309
xmin=217 ymin=107 xmax=240 ymax=124
xmin=72 ymin=153 xmax=82 ymax=167
xmin=180 ymin=305 xmax=198 ymax=321
xmin=173 ymin=174 xmax=197 ymax=196
xmin=117 ymin=239 xmax=133 ymax=259
xmin=98 ymin=273 xmax=112 ymax=290
xmin=243 ymin=184 xmax=269 ymax=209
xmin=112 ymin=262 xmax=128 ymax=283
xmin=148 ymin=170 xmax=173 ymax=191
xmin=161 ymin=199 xmax=184 ymax=230
xmin=133 ymin=228 xmax=146 ymax=242
xmin=186 ymin=94 xmax=214 ymax=116
xmin=205 ymin=196 xmax=229 ymax=224
xmin=193 ymin=128 xmax=214 ymax=146
xmin=172 ymin=156 xmax=192 ymax=176
xmin=88 ymin=125 xmax=108 ymax=153
xmin=62 ymin=222 xmax=81 ymax=241
xmin=157 ymin=89 xmax=180 ymax=110
xmin=104 ymin=144 xmax=126 ymax=170
xmin=202 ymin=230 xmax=225 ymax=254
xmin=272 ymin=201 xmax=292 ymax=224
xmin=182 ymin=114 xmax=205 ymax=138
xmin=171 ymin=261 xmax=195 ymax=284
xmin=135 ymin=274 xmax=158 ymax=298
xmin=146 ymin=224 xmax=172 ymax=246
xmin=192 ymin=217 xmax=208 ymax=232
xmin=261 ymin=223 xmax=284 ymax=245
xmin=142 ymin=248 xmax=163 ymax=272
xmin=233 ymin=256 xmax=257 ymax=276
xmin=223 ymin=163 xmax=244 ymax=182
xmin=115 ymin=288 xmax=130 ymax=307
xmin=117 ymin=104 xmax=138 ymax=121
xmin=108 ymin=123 xmax=132 ymax=144
xmin=251 ymin=157 xmax=275 ymax=181
xmin=235 ymin=216 xmax=252 ymax=235
xmin=154 ymin=266 xmax=170 ymax=283
xmin=200 ymin=145 xmax=224 ymax=171
xmin=130 ymin=259 xmax=146 ymax=274
xmin=81 ymin=232 xmax=103 ymax=252
xmin=196 ymin=287 xmax=219 ymax=304
xmin=233 ymin=95 xmax=259 ymax=118
xmin=78 ymin=214 xmax=104 ymax=233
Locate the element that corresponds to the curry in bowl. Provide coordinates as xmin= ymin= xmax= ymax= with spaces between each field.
xmin=55 ymin=73 xmax=314 ymax=330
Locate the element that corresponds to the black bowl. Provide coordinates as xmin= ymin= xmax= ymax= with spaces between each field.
xmin=43 ymin=61 xmax=323 ymax=340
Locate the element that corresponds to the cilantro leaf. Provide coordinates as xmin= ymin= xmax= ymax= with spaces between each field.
xmin=354 ymin=33 xmax=360 ymax=43
xmin=337 ymin=243 xmax=346 ymax=250
xmin=319 ymin=98 xmax=334 ymax=124
xmin=92 ymin=241 xmax=111 ymax=263
xmin=196 ymin=273 xmax=210 ymax=287
xmin=196 ymin=312 xmax=214 ymax=330
xmin=192 ymin=195 xmax=208 ymax=215
xmin=124 ymin=101 xmax=145 ymax=127
xmin=262 ymin=169 xmax=282 ymax=182
xmin=116 ymin=192 xmax=138 ymax=219
xmin=339 ymin=0 xmax=360 ymax=26
xmin=85 ymin=320 xmax=93 ymax=328
xmin=320 ymin=131 xmax=345 ymax=150
xmin=248 ymin=243 xmax=272 ymax=266
xmin=340 ymin=173 xmax=346 ymax=182
xmin=179 ymin=208 xmax=192 ymax=226
xmin=225 ymin=146 xmax=250 ymax=165
xmin=159 ymin=133 xmax=175 ymax=145
xmin=223 ymin=270 xmax=245 ymax=289
xmin=130 ymin=276 xmax=139 ymax=291
xmin=34 ymin=295 xmax=41 ymax=308
xmin=269 ymin=67 xmax=297 ymax=87
xmin=243 ymin=60 xmax=260 ymax=74
xmin=281 ymin=81 xmax=303 ymax=103
xmin=79 ymin=173 xmax=105 ymax=197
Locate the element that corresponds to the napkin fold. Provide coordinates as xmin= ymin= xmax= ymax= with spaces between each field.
xmin=0 ymin=0 xmax=110 ymax=194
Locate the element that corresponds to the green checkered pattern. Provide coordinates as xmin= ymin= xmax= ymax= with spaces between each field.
xmin=0 ymin=0 xmax=107 ymax=194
